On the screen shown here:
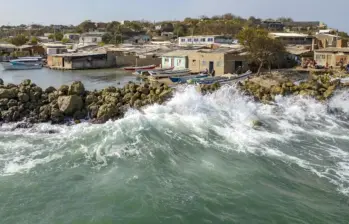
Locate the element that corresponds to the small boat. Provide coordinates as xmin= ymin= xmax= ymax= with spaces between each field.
xmin=170 ymin=74 xmax=208 ymax=83
xmin=1 ymin=57 xmax=43 ymax=70
xmin=123 ymin=64 xmax=156 ymax=71
xmin=133 ymin=67 xmax=174 ymax=75
xmin=147 ymin=69 xmax=191 ymax=80
xmin=196 ymin=71 xmax=253 ymax=85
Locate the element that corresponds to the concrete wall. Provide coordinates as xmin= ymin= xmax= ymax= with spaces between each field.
xmin=313 ymin=52 xmax=349 ymax=67
xmin=115 ymin=55 xmax=161 ymax=67
xmin=161 ymin=56 xmax=187 ymax=69
xmin=188 ymin=52 xmax=248 ymax=75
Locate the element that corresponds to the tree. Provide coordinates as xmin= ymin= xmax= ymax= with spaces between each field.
xmin=76 ymin=20 xmax=96 ymax=33
xmin=48 ymin=34 xmax=54 ymax=40
xmin=55 ymin=32 xmax=63 ymax=41
xmin=102 ymin=33 xmax=113 ymax=43
xmin=61 ymin=38 xmax=69 ymax=44
xmin=237 ymin=27 xmax=285 ymax=75
xmin=30 ymin=36 xmax=38 ymax=45
xmin=10 ymin=34 xmax=28 ymax=46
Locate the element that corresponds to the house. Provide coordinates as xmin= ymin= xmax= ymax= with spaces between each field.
xmin=188 ymin=47 xmax=248 ymax=75
xmin=41 ymin=43 xmax=68 ymax=55
xmin=124 ymin=35 xmax=151 ymax=44
xmin=178 ymin=35 xmax=233 ymax=46
xmin=283 ymin=21 xmax=325 ymax=31
xmin=314 ymin=45 xmax=349 ymax=67
xmin=17 ymin=45 xmax=46 ymax=56
xmin=63 ymin=33 xmax=80 ymax=42
xmin=161 ymin=50 xmax=194 ymax=69
xmin=314 ymin=33 xmax=342 ymax=49
xmin=47 ymin=52 xmax=116 ymax=70
xmin=0 ymin=43 xmax=16 ymax=54
xmin=161 ymin=32 xmax=174 ymax=38
xmin=261 ymin=21 xmax=284 ymax=31
xmin=269 ymin=33 xmax=313 ymax=45
xmin=79 ymin=32 xmax=105 ymax=47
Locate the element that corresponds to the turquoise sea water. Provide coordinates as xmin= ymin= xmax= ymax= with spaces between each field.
xmin=1 ymin=69 xmax=349 ymax=223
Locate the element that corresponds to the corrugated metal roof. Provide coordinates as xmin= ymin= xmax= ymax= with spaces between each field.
xmin=0 ymin=43 xmax=16 ymax=48
xmin=50 ymin=52 xmax=106 ymax=57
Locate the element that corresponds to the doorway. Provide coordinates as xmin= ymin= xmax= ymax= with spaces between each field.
xmin=234 ymin=61 xmax=243 ymax=73
xmin=209 ymin=61 xmax=214 ymax=73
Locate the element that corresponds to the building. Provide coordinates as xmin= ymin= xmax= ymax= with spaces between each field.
xmin=269 ymin=33 xmax=313 ymax=45
xmin=314 ymin=46 xmax=349 ymax=67
xmin=41 ymin=43 xmax=68 ymax=55
xmin=161 ymin=50 xmax=194 ymax=69
xmin=124 ymin=35 xmax=151 ymax=44
xmin=261 ymin=21 xmax=284 ymax=31
xmin=0 ymin=43 xmax=16 ymax=54
xmin=314 ymin=33 xmax=342 ymax=49
xmin=16 ymin=45 xmax=46 ymax=56
xmin=188 ymin=47 xmax=248 ymax=75
xmin=79 ymin=32 xmax=105 ymax=47
xmin=47 ymin=51 xmax=116 ymax=70
xmin=178 ymin=35 xmax=233 ymax=46
xmin=63 ymin=33 xmax=80 ymax=42
xmin=283 ymin=21 xmax=325 ymax=31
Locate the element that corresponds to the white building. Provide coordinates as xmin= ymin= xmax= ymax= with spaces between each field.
xmin=79 ymin=32 xmax=105 ymax=47
xmin=178 ymin=35 xmax=233 ymax=46
xmin=63 ymin=33 xmax=80 ymax=42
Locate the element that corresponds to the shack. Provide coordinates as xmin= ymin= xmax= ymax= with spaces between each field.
xmin=47 ymin=52 xmax=115 ymax=70
xmin=161 ymin=50 xmax=194 ymax=69
xmin=314 ymin=47 xmax=349 ymax=67
xmin=188 ymin=47 xmax=248 ymax=75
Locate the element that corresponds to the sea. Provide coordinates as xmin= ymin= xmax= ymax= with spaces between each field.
xmin=1 ymin=68 xmax=349 ymax=224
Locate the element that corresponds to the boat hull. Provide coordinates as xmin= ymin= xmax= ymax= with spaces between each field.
xmin=1 ymin=62 xmax=43 ymax=70
xmin=123 ymin=65 xmax=157 ymax=71
xmin=170 ymin=74 xmax=208 ymax=83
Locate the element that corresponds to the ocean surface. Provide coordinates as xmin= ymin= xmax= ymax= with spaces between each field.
xmin=1 ymin=68 xmax=349 ymax=223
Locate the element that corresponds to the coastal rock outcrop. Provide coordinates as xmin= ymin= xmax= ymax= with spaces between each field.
xmin=0 ymin=79 xmax=173 ymax=124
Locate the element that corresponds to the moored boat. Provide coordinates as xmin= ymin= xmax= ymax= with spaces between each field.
xmin=170 ymin=74 xmax=208 ymax=83
xmin=133 ymin=67 xmax=174 ymax=75
xmin=147 ymin=69 xmax=191 ymax=80
xmin=195 ymin=71 xmax=253 ymax=85
xmin=123 ymin=64 xmax=156 ymax=71
xmin=0 ymin=57 xmax=43 ymax=70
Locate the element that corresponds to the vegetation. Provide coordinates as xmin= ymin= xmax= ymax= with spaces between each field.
xmin=237 ymin=27 xmax=285 ymax=75
xmin=29 ymin=36 xmax=38 ymax=45
xmin=61 ymin=38 xmax=69 ymax=44
xmin=10 ymin=34 xmax=28 ymax=46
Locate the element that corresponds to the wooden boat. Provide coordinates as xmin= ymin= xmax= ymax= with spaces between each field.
xmin=170 ymin=74 xmax=208 ymax=83
xmin=123 ymin=64 xmax=156 ymax=71
xmin=133 ymin=67 xmax=174 ymax=75
xmin=196 ymin=71 xmax=252 ymax=85
xmin=148 ymin=69 xmax=191 ymax=80
xmin=1 ymin=57 xmax=43 ymax=70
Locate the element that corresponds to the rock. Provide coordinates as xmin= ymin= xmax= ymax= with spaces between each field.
xmin=103 ymin=86 xmax=116 ymax=93
xmin=19 ymin=85 xmax=30 ymax=94
xmin=0 ymin=78 xmax=3 ymax=85
xmin=123 ymin=93 xmax=133 ymax=102
xmin=69 ymin=81 xmax=85 ymax=96
xmin=57 ymin=95 xmax=83 ymax=115
xmin=73 ymin=110 xmax=87 ymax=120
xmin=50 ymin=108 xmax=64 ymax=124
xmin=88 ymin=104 xmax=99 ymax=119
xmin=0 ymin=98 xmax=9 ymax=107
xmin=18 ymin=93 xmax=30 ymax=103
xmin=21 ymin=79 xmax=31 ymax=86
xmin=104 ymin=95 xmax=118 ymax=105
xmin=0 ymin=88 xmax=18 ymax=99
xmin=85 ymin=94 xmax=98 ymax=105
xmin=7 ymin=83 xmax=17 ymax=89
xmin=97 ymin=104 xmax=118 ymax=121
xmin=158 ymin=89 xmax=173 ymax=100
xmin=45 ymin=86 xmax=56 ymax=94
xmin=133 ymin=99 xmax=142 ymax=108
xmin=48 ymin=92 xmax=58 ymax=103
xmin=252 ymin=120 xmax=263 ymax=128
xmin=7 ymin=99 xmax=17 ymax=108
xmin=58 ymin=85 xmax=69 ymax=96
xmin=39 ymin=105 xmax=51 ymax=121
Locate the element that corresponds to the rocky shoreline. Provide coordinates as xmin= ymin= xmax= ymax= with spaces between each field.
xmin=0 ymin=78 xmax=173 ymax=125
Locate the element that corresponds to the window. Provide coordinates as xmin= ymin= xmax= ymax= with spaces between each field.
xmin=201 ymin=38 xmax=206 ymax=42
xmin=188 ymin=38 xmax=192 ymax=42
xmin=192 ymin=59 xmax=196 ymax=66
xmin=181 ymin=39 xmax=186 ymax=42
xmin=207 ymin=38 xmax=214 ymax=42
xmin=177 ymin=59 xmax=182 ymax=66
xmin=164 ymin=58 xmax=169 ymax=62
xmin=92 ymin=38 xmax=97 ymax=42
xmin=194 ymin=38 xmax=199 ymax=42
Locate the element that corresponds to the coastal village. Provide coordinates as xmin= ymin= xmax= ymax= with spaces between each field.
xmin=0 ymin=16 xmax=349 ymax=124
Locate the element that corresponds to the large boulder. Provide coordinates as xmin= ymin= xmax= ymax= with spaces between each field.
xmin=48 ymin=92 xmax=58 ymax=103
xmin=45 ymin=86 xmax=56 ymax=94
xmin=21 ymin=79 xmax=31 ymax=86
xmin=0 ymin=78 xmax=3 ymax=86
xmin=0 ymin=98 xmax=9 ymax=107
xmin=0 ymin=88 xmax=18 ymax=99
xmin=68 ymin=81 xmax=85 ymax=96
xmin=18 ymin=93 xmax=30 ymax=103
xmin=58 ymin=85 xmax=69 ymax=96
xmin=50 ymin=108 xmax=64 ymax=123
xmin=85 ymin=94 xmax=98 ymax=105
xmin=88 ymin=104 xmax=99 ymax=119
xmin=57 ymin=95 xmax=83 ymax=115
xmin=97 ymin=104 xmax=118 ymax=121
xmin=7 ymin=99 xmax=18 ymax=108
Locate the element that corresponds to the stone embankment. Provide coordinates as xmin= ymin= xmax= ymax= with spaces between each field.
xmin=0 ymin=79 xmax=173 ymax=124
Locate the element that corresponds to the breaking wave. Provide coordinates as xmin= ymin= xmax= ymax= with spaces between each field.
xmin=1 ymin=84 xmax=349 ymax=195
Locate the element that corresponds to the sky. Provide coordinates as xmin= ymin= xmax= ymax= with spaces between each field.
xmin=0 ymin=0 xmax=348 ymax=32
